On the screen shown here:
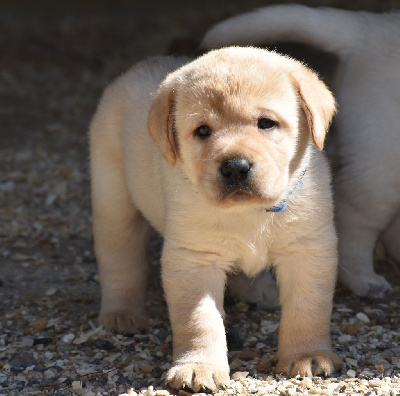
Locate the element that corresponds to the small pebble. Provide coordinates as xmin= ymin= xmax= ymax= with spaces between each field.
xmin=46 ymin=287 xmax=57 ymax=296
xmin=20 ymin=337 xmax=34 ymax=347
xmin=299 ymin=377 xmax=313 ymax=388
xmin=338 ymin=334 xmax=352 ymax=343
xmin=62 ymin=333 xmax=76 ymax=343
xmin=139 ymin=363 xmax=154 ymax=374
xmin=346 ymin=369 xmax=356 ymax=378
xmin=231 ymin=371 xmax=249 ymax=380
xmin=345 ymin=357 xmax=358 ymax=367
xmin=43 ymin=369 xmax=56 ymax=379
xmin=72 ymin=380 xmax=83 ymax=392
xmin=145 ymin=386 xmax=154 ymax=396
xmin=356 ymin=312 xmax=370 ymax=323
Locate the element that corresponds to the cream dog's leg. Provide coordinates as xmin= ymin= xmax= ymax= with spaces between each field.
xmin=228 ymin=270 xmax=279 ymax=309
xmin=381 ymin=211 xmax=400 ymax=262
xmin=162 ymin=244 xmax=230 ymax=392
xmin=91 ymin=135 xmax=152 ymax=334
xmin=272 ymin=227 xmax=342 ymax=376
xmin=336 ymin=198 xmax=393 ymax=299
xmin=335 ymin=187 xmax=394 ymax=299
xmin=333 ymin=76 xmax=399 ymax=299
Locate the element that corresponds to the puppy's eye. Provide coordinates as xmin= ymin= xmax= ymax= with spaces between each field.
xmin=195 ymin=125 xmax=211 ymax=138
xmin=258 ymin=118 xmax=276 ymax=130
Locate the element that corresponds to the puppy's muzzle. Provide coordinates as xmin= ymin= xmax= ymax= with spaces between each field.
xmin=219 ymin=157 xmax=252 ymax=187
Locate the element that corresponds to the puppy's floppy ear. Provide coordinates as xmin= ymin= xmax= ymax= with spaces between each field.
xmin=148 ymin=75 xmax=179 ymax=166
xmin=290 ymin=64 xmax=336 ymax=150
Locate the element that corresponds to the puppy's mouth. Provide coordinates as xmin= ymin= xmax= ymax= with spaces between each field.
xmin=220 ymin=187 xmax=260 ymax=202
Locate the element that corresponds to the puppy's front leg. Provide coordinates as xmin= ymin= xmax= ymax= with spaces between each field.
xmin=272 ymin=233 xmax=342 ymax=377
xmin=162 ymin=245 xmax=230 ymax=392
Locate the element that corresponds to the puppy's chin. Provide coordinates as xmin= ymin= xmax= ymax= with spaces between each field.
xmin=201 ymin=185 xmax=283 ymax=210
xmin=225 ymin=190 xmax=255 ymax=202
xmin=220 ymin=188 xmax=263 ymax=203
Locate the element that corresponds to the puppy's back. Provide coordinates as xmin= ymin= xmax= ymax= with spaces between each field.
xmin=90 ymin=56 xmax=190 ymax=233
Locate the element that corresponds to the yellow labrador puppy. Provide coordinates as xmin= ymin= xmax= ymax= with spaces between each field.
xmin=90 ymin=47 xmax=341 ymax=391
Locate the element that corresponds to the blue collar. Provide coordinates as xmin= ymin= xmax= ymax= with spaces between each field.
xmin=265 ymin=166 xmax=308 ymax=213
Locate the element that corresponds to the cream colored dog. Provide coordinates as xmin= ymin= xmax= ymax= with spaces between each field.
xmin=90 ymin=47 xmax=341 ymax=391
xmin=201 ymin=4 xmax=400 ymax=300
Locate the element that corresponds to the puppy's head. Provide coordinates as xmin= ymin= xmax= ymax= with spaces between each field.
xmin=148 ymin=47 xmax=335 ymax=209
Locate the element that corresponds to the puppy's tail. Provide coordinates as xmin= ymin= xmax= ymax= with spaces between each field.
xmin=201 ymin=4 xmax=363 ymax=58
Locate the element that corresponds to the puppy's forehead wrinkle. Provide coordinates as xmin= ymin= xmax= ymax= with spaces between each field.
xmin=181 ymin=59 xmax=289 ymax=105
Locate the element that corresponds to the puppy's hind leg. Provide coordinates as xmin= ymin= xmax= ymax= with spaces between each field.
xmin=91 ymin=134 xmax=152 ymax=334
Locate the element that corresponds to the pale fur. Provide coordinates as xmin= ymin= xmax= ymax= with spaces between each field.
xmin=90 ymin=47 xmax=341 ymax=391
xmin=201 ymin=5 xmax=400 ymax=299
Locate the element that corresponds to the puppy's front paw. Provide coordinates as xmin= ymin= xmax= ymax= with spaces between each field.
xmin=166 ymin=363 xmax=230 ymax=392
xmin=276 ymin=351 xmax=342 ymax=377
xmin=99 ymin=310 xmax=147 ymax=334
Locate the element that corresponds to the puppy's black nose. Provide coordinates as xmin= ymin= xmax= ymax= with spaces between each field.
xmin=220 ymin=158 xmax=252 ymax=184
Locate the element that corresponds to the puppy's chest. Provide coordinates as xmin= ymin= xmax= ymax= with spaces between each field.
xmin=172 ymin=204 xmax=297 ymax=275
xmin=235 ymin=227 xmax=274 ymax=275
xmin=214 ymin=216 xmax=281 ymax=276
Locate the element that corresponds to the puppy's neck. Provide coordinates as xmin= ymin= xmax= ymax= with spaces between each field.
xmin=263 ymin=155 xmax=310 ymax=213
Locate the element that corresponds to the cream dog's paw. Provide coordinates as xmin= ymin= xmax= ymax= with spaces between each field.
xmin=276 ymin=351 xmax=342 ymax=377
xmin=99 ymin=310 xmax=147 ymax=334
xmin=228 ymin=270 xmax=279 ymax=309
xmin=166 ymin=363 xmax=230 ymax=392
xmin=341 ymin=272 xmax=392 ymax=299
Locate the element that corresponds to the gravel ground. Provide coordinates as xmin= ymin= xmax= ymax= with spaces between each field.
xmin=1 ymin=1 xmax=400 ymax=395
